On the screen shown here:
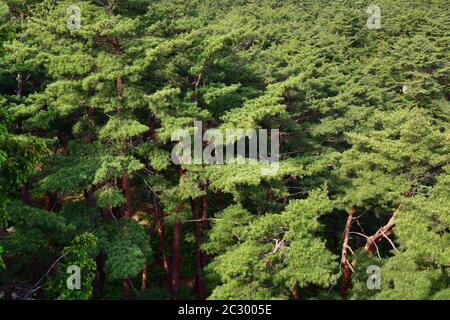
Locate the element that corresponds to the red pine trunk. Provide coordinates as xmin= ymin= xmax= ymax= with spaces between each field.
xmin=192 ymin=199 xmax=206 ymax=299
xmin=93 ymin=253 xmax=105 ymax=299
xmin=141 ymin=258 xmax=148 ymax=291
xmin=340 ymin=207 xmax=356 ymax=299
xmin=21 ymin=184 xmax=31 ymax=205
xmin=152 ymin=195 xmax=170 ymax=277
xmin=201 ymin=183 xmax=210 ymax=267
xmin=122 ymin=173 xmax=132 ymax=218
xmin=123 ymin=278 xmax=132 ymax=300
xmin=291 ymin=287 xmax=300 ymax=300
xmin=44 ymin=192 xmax=53 ymax=211
xmin=171 ymin=220 xmax=181 ymax=300
xmin=202 ymin=182 xmax=209 ymax=230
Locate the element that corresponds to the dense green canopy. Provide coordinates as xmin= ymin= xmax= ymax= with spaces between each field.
xmin=0 ymin=0 xmax=448 ymax=300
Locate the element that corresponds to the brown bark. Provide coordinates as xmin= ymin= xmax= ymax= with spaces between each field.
xmin=202 ymin=181 xmax=209 ymax=230
xmin=171 ymin=219 xmax=181 ymax=300
xmin=122 ymin=173 xmax=132 ymax=218
xmin=192 ymin=199 xmax=206 ymax=299
xmin=171 ymin=170 xmax=185 ymax=300
xmin=291 ymin=287 xmax=300 ymax=300
xmin=340 ymin=206 xmax=356 ymax=300
xmin=152 ymin=194 xmax=170 ymax=277
xmin=93 ymin=253 xmax=105 ymax=299
xmin=44 ymin=192 xmax=53 ymax=211
xmin=21 ymin=184 xmax=31 ymax=205
xmin=122 ymin=278 xmax=132 ymax=300
xmin=43 ymin=191 xmax=62 ymax=212
xmin=141 ymin=257 xmax=148 ymax=291
xmin=364 ymin=204 xmax=403 ymax=256
xmin=84 ymin=185 xmax=96 ymax=206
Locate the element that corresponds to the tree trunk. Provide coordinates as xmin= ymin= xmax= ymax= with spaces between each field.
xmin=192 ymin=199 xmax=206 ymax=299
xmin=44 ymin=192 xmax=53 ymax=211
xmin=202 ymin=182 xmax=209 ymax=230
xmin=44 ymin=191 xmax=62 ymax=212
xmin=93 ymin=253 xmax=105 ymax=299
xmin=122 ymin=278 xmax=132 ymax=300
xmin=122 ymin=172 xmax=132 ymax=218
xmin=31 ymin=255 xmax=43 ymax=298
xmin=141 ymin=257 xmax=148 ymax=291
xmin=340 ymin=206 xmax=356 ymax=300
xmin=171 ymin=219 xmax=181 ymax=300
xmin=291 ymin=286 xmax=300 ymax=300
xmin=152 ymin=194 xmax=170 ymax=278
xmin=85 ymin=185 xmax=96 ymax=207
xmin=201 ymin=183 xmax=210 ymax=267
xmin=21 ymin=184 xmax=31 ymax=205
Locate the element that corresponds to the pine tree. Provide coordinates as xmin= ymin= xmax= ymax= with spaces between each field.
xmin=0 ymin=0 xmax=448 ymax=301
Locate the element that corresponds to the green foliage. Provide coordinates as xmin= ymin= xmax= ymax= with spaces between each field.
xmin=46 ymin=232 xmax=98 ymax=300
xmin=206 ymin=189 xmax=339 ymax=299
xmin=101 ymin=219 xmax=151 ymax=280
xmin=0 ymin=0 xmax=448 ymax=301
xmin=95 ymin=187 xmax=126 ymax=208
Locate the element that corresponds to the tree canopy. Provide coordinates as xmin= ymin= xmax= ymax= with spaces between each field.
xmin=0 ymin=0 xmax=448 ymax=300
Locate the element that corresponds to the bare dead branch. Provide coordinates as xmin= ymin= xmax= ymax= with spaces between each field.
xmin=364 ymin=204 xmax=403 ymax=256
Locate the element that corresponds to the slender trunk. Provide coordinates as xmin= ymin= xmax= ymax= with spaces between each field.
xmin=122 ymin=173 xmax=132 ymax=218
xmin=44 ymin=192 xmax=53 ymax=211
xmin=122 ymin=278 xmax=132 ymax=300
xmin=121 ymin=172 xmax=132 ymax=298
xmin=141 ymin=257 xmax=148 ymax=291
xmin=171 ymin=168 xmax=185 ymax=299
xmin=202 ymin=181 xmax=209 ymax=230
xmin=93 ymin=253 xmax=105 ymax=299
xmin=340 ymin=206 xmax=356 ymax=300
xmin=201 ymin=183 xmax=210 ymax=267
xmin=31 ymin=255 xmax=42 ymax=298
xmin=16 ymin=73 xmax=23 ymax=97
xmin=21 ymin=184 xmax=31 ymax=205
xmin=85 ymin=185 xmax=96 ymax=206
xmin=55 ymin=191 xmax=62 ymax=211
xmin=152 ymin=194 xmax=170 ymax=277
xmin=192 ymin=199 xmax=206 ymax=299
xmin=171 ymin=219 xmax=181 ymax=300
